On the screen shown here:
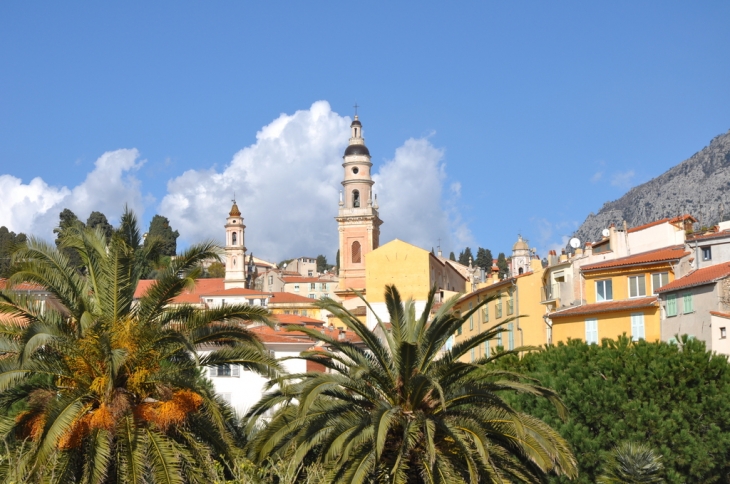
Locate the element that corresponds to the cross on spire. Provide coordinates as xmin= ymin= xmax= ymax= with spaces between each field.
xmin=353 ymin=103 xmax=359 ymax=115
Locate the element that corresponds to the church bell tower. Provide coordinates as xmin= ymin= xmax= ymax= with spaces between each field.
xmin=224 ymin=200 xmax=247 ymax=289
xmin=335 ymin=114 xmax=383 ymax=298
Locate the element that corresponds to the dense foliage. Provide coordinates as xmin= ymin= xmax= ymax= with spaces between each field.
xmin=497 ymin=337 xmax=730 ymax=483
xmin=0 ymin=226 xmax=26 ymax=278
xmin=474 ymin=247 xmax=493 ymax=273
xmin=145 ymin=214 xmax=180 ymax=257
xmin=0 ymin=209 xmax=278 ymax=483
xmin=246 ymin=286 xmax=577 ymax=483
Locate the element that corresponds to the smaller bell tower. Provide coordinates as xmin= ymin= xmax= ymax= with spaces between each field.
xmin=224 ymin=200 xmax=247 ymax=289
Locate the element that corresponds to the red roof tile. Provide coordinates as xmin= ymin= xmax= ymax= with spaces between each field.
xmin=201 ymin=288 xmax=270 ymax=297
xmin=282 ymin=276 xmax=330 ymax=283
xmin=686 ymin=229 xmax=730 ymax=242
xmin=133 ymin=278 xmax=225 ymax=304
xmin=655 ymin=262 xmax=730 ymax=293
xmin=268 ymin=292 xmax=317 ymax=304
xmin=0 ymin=279 xmax=47 ymax=292
xmin=273 ymin=314 xmax=325 ymax=325
xmin=581 ymin=245 xmax=688 ymax=271
xmin=627 ymin=214 xmax=696 ymax=233
xmin=710 ymin=311 xmax=730 ymax=319
xmin=549 ymin=297 xmax=658 ymax=319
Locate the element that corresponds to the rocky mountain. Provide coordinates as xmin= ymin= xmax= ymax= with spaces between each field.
xmin=572 ymin=129 xmax=730 ymax=245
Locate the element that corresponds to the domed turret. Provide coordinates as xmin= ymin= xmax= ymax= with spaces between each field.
xmin=513 ymin=235 xmax=529 ymax=252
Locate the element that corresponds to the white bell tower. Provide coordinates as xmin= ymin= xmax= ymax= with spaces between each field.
xmin=224 ymin=200 xmax=247 ymax=289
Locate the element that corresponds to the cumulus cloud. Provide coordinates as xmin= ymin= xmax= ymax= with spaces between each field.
xmin=0 ymin=149 xmax=145 ymax=239
xmin=611 ymin=170 xmax=635 ymax=188
xmin=161 ymin=101 xmax=471 ymax=262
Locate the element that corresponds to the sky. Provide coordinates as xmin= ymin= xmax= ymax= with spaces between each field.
xmin=1 ymin=2 xmax=729 ymax=264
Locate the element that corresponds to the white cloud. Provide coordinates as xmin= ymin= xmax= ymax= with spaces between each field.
xmin=0 ymin=149 xmax=145 ymax=239
xmin=611 ymin=170 xmax=635 ymax=188
xmin=161 ymin=101 xmax=471 ymax=262
xmin=590 ymin=171 xmax=603 ymax=183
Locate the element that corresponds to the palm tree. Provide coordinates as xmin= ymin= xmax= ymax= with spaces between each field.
xmin=246 ymin=285 xmax=578 ymax=483
xmin=0 ymin=209 xmax=279 ymax=483
xmin=597 ymin=441 xmax=665 ymax=483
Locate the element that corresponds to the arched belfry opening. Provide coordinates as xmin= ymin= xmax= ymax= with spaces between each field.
xmin=351 ymin=241 xmax=362 ymax=263
xmin=232 ymin=232 xmax=237 ymax=245
xmin=353 ymin=189 xmax=360 ymax=208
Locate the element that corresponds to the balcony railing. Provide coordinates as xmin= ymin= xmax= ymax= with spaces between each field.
xmin=541 ymin=283 xmax=561 ymax=302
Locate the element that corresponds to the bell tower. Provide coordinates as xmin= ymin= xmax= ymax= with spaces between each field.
xmin=335 ymin=114 xmax=383 ymax=298
xmin=224 ymin=200 xmax=247 ymax=289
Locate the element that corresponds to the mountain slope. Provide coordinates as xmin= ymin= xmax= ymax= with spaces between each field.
xmin=573 ymin=129 xmax=730 ymax=244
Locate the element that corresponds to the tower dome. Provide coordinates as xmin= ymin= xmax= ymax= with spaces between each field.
xmin=229 ymin=201 xmax=241 ymax=217
xmin=513 ymin=235 xmax=529 ymax=251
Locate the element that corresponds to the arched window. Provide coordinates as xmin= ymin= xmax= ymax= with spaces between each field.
xmin=232 ymin=232 xmax=237 ymax=245
xmin=353 ymin=189 xmax=360 ymax=208
xmin=518 ymin=267 xmax=524 ymax=275
xmin=351 ymin=241 xmax=361 ymax=263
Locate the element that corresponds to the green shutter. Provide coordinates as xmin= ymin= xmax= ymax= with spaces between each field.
xmin=683 ymin=293 xmax=693 ymax=313
xmin=667 ymin=294 xmax=677 ymax=317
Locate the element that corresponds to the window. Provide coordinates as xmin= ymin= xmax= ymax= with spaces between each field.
xmin=507 ymin=298 xmax=514 ymax=316
xmin=308 ymin=270 xmax=313 ymax=277
xmin=469 ymin=302 xmax=474 ymax=330
xmin=309 ymin=294 xmax=316 ymax=299
xmin=284 ymin=310 xmax=290 ymax=315
xmin=323 ymin=293 xmax=329 ymax=298
xmin=302 ymin=310 xmax=308 ymax=316
xmin=702 ymin=247 xmax=712 ymax=261
xmin=457 ymin=324 xmax=462 ymax=336
xmin=353 ymin=189 xmax=360 ymax=208
xmin=628 ymin=275 xmax=646 ymax=298
xmin=651 ymin=272 xmax=668 ymax=294
xmin=495 ymin=302 xmax=503 ymax=319
xmin=483 ymin=305 xmax=489 ymax=322
xmin=209 ymin=364 xmax=239 ymax=378
xmin=293 ymin=310 xmax=299 ymax=315
xmin=232 ymin=232 xmax=237 ymax=245
xmin=721 ymin=327 xmax=727 ymax=339
xmin=470 ymin=348 xmax=475 ymax=362
xmin=631 ymin=313 xmax=645 ymax=341
xmin=484 ymin=341 xmax=490 ymax=358
xmin=321 ymin=283 xmax=327 ymax=290
xmin=352 ymin=241 xmax=362 ymax=263
xmin=683 ymin=293 xmax=693 ymax=314
xmin=268 ymin=275 xmax=273 ymax=285
xmin=496 ymin=331 xmax=503 ymax=348
xmin=585 ymin=318 xmax=598 ymax=344
xmin=507 ymin=323 xmax=514 ymax=350
xmin=666 ymin=294 xmax=677 ymax=317
xmin=294 ymin=284 xmax=300 ymax=292
xmin=310 ymin=283 xmax=316 ymax=290
xmin=596 ymin=280 xmax=613 ymax=302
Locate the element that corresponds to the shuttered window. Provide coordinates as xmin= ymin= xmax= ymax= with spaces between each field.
xmin=683 ymin=293 xmax=693 ymax=314
xmin=631 ymin=313 xmax=645 ymax=341
xmin=507 ymin=323 xmax=514 ymax=350
xmin=666 ymin=294 xmax=677 ymax=317
xmin=585 ymin=318 xmax=598 ymax=344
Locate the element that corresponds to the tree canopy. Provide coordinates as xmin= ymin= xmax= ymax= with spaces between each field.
xmin=86 ymin=211 xmax=114 ymax=242
xmin=0 ymin=226 xmax=26 ymax=278
xmin=0 ymin=208 xmax=278 ymax=483
xmin=145 ymin=214 xmax=180 ymax=257
xmin=496 ymin=336 xmax=730 ymax=483
xmin=246 ymin=286 xmax=577 ymax=483
xmin=458 ymin=247 xmax=474 ymax=266
xmin=496 ymin=252 xmax=509 ymax=279
xmin=475 ymin=247 xmax=493 ymax=273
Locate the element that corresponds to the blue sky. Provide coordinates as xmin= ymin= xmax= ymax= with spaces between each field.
xmin=1 ymin=2 xmax=729 ymax=263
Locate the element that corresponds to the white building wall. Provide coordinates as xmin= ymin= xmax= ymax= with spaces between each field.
xmin=367 ymin=300 xmax=429 ymax=329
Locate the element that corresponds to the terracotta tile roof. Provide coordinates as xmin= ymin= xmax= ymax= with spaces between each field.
xmin=627 ymin=214 xmax=696 ymax=233
xmin=283 ymin=276 xmax=327 ymax=283
xmin=581 ymin=245 xmax=688 ymax=271
xmin=248 ymin=325 xmax=315 ymax=343
xmin=655 ymin=262 xmax=730 ymax=293
xmin=268 ymin=292 xmax=317 ymax=304
xmin=134 ymin=278 xmax=225 ymax=304
xmin=686 ymin=229 xmax=730 ymax=242
xmin=273 ymin=314 xmax=325 ymax=325
xmin=0 ymin=279 xmax=47 ymax=292
xmin=549 ymin=297 xmax=658 ymax=319
xmin=201 ymin=288 xmax=270 ymax=297
xmin=710 ymin=311 xmax=730 ymax=319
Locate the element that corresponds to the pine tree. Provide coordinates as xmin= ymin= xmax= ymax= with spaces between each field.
xmin=497 ymin=252 xmax=509 ymax=279
xmin=449 ymin=251 xmax=456 ymax=261
xmin=316 ymin=254 xmax=328 ymax=273
xmin=53 ymin=208 xmax=84 ymax=271
xmin=86 ymin=211 xmax=114 ymax=242
xmin=0 ymin=226 xmax=26 ymax=278
xmin=458 ymin=247 xmax=474 ymax=265
xmin=475 ymin=247 xmax=493 ymax=273
xmin=145 ymin=214 xmax=180 ymax=256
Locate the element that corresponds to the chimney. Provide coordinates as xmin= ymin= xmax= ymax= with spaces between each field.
xmin=559 ymin=249 xmax=568 ymax=263
xmin=584 ymin=242 xmax=593 ymax=257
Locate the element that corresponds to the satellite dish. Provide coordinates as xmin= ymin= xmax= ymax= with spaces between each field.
xmin=569 ymin=237 xmax=581 ymax=249
xmin=601 ymin=228 xmax=610 ymax=238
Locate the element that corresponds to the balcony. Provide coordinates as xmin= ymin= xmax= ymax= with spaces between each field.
xmin=541 ymin=283 xmax=561 ymax=303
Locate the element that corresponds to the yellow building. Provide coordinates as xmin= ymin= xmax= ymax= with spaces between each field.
xmin=548 ymin=245 xmax=688 ymax=344
xmin=453 ymin=257 xmax=547 ymax=362
xmin=364 ymin=239 xmax=466 ymax=328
